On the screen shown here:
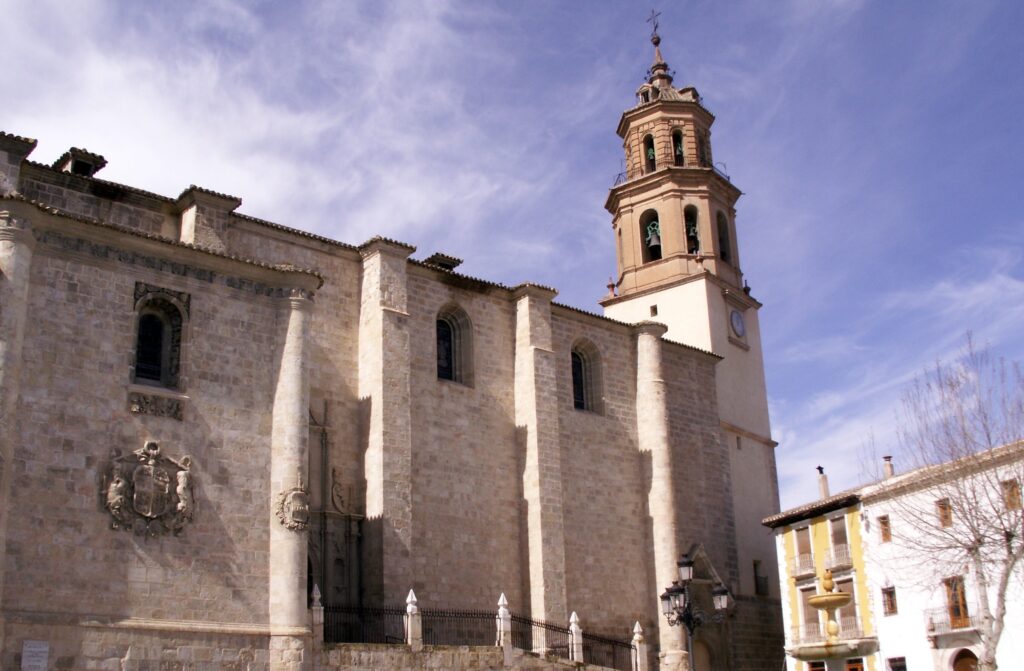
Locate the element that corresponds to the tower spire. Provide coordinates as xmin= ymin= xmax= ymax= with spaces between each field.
xmin=645 ymin=10 xmax=672 ymax=86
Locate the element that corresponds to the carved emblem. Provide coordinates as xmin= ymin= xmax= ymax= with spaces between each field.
xmin=102 ymin=441 xmax=194 ymax=536
xmin=128 ymin=392 xmax=184 ymax=420
xmin=276 ymin=486 xmax=310 ymax=531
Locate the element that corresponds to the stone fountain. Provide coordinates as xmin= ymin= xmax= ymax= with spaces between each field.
xmin=788 ymin=569 xmax=877 ymax=669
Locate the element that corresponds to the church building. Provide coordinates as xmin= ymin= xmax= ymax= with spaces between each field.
xmin=0 ymin=29 xmax=782 ymax=671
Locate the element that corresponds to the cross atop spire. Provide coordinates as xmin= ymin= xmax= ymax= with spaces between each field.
xmin=647 ymin=9 xmax=661 ymax=39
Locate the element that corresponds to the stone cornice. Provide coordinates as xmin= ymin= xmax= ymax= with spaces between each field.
xmin=605 ymin=165 xmax=741 ymax=213
xmin=511 ymin=282 xmax=558 ymax=302
xmin=175 ymin=184 xmax=242 ymax=212
xmin=2 ymin=197 xmax=322 ymax=294
xmin=358 ymin=235 xmax=416 ymax=259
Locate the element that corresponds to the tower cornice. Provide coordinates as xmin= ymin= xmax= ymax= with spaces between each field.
xmin=604 ymin=166 xmax=741 ymax=214
xmin=615 ymin=98 xmax=715 ymax=139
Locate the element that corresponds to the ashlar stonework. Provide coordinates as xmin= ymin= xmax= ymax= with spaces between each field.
xmin=0 ymin=31 xmax=783 ymax=671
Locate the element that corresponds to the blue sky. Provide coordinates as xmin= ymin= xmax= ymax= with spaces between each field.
xmin=4 ymin=0 xmax=1023 ymax=508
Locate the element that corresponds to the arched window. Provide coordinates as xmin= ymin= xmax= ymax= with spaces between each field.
xmin=697 ymin=132 xmax=710 ymax=167
xmin=643 ymin=135 xmax=656 ymax=173
xmin=436 ymin=304 xmax=473 ymax=385
xmin=672 ymin=129 xmax=685 ymax=166
xmin=570 ymin=339 xmax=602 ymax=413
xmin=717 ymin=212 xmax=732 ymax=264
xmin=133 ymin=295 xmax=185 ymax=388
xmin=639 ymin=209 xmax=662 ymax=263
xmin=684 ymin=205 xmax=700 ymax=254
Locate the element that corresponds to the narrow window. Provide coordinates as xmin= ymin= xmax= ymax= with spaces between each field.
xmin=133 ymin=292 xmax=186 ymax=389
xmin=882 ymin=587 xmax=898 ymax=615
xmin=800 ymin=587 xmax=819 ymax=640
xmin=887 ymin=658 xmax=907 ymax=671
xmin=716 ymin=211 xmax=732 ymax=263
xmin=684 ymin=205 xmax=700 ymax=254
xmin=649 ymin=305 xmax=658 ymax=317
xmin=571 ymin=352 xmax=586 ymax=410
xmin=795 ymin=526 xmax=812 ymax=574
xmin=831 ymin=517 xmax=850 ymax=566
xmin=436 ymin=305 xmax=473 ymax=385
xmin=878 ymin=515 xmax=892 ymax=543
xmin=945 ymin=576 xmax=970 ymax=628
xmin=436 ymin=318 xmax=454 ymax=380
xmin=643 ymin=135 xmax=656 ymax=173
xmin=808 ymin=663 xmax=825 ymax=671
xmin=936 ymin=498 xmax=953 ymax=528
xmin=616 ymin=228 xmax=623 ymax=268
xmin=672 ymin=129 xmax=684 ymax=166
xmin=844 ymin=660 xmax=864 ymax=671
xmin=1002 ymin=479 xmax=1021 ymax=510
xmin=570 ymin=340 xmax=602 ymax=413
xmin=837 ymin=578 xmax=857 ymax=634
xmin=135 ymin=314 xmax=165 ymax=381
xmin=639 ymin=209 xmax=662 ymax=263
xmin=753 ymin=559 xmax=769 ymax=596
xmin=640 ymin=91 xmax=650 ymax=104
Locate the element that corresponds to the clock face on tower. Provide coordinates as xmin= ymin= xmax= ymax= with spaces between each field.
xmin=730 ymin=309 xmax=746 ymax=338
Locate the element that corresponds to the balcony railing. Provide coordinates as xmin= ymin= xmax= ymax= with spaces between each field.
xmin=610 ymin=161 xmax=729 ymax=188
xmin=826 ymin=544 xmax=853 ymax=569
xmin=790 ymin=553 xmax=815 ymax=577
xmin=791 ymin=618 xmax=865 ymax=646
xmin=925 ymin=607 xmax=979 ymax=635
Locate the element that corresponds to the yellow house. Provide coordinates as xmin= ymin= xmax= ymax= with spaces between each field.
xmin=763 ymin=470 xmax=880 ymax=671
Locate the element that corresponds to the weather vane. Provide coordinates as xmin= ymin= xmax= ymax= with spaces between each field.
xmin=647 ymin=9 xmax=661 ymax=38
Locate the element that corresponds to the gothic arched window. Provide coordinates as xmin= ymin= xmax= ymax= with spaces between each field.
xmin=685 ymin=205 xmax=700 ymax=254
xmin=570 ymin=339 xmax=602 ymax=413
xmin=672 ymin=129 xmax=685 ymax=166
xmin=133 ymin=295 xmax=186 ymax=388
xmin=643 ymin=135 xmax=656 ymax=173
xmin=639 ymin=209 xmax=662 ymax=263
xmin=436 ymin=304 xmax=473 ymax=385
xmin=717 ymin=212 xmax=732 ymax=264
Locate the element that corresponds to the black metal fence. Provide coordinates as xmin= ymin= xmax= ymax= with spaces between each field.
xmin=583 ymin=632 xmax=635 ymax=671
xmin=324 ymin=605 xmax=405 ymax=644
xmin=509 ymin=613 xmax=572 ymax=660
xmin=421 ymin=608 xmax=496 ymax=646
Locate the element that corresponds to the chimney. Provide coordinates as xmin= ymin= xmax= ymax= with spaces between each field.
xmin=816 ymin=465 xmax=830 ymax=499
xmin=883 ymin=455 xmax=895 ymax=479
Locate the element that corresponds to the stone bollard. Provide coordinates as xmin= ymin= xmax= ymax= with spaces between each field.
xmin=497 ymin=593 xmax=514 ymax=665
xmin=405 ymin=589 xmax=423 ymax=652
xmin=569 ymin=612 xmax=584 ymax=663
xmin=632 ymin=621 xmax=649 ymax=671
xmin=310 ymin=585 xmax=325 ymax=651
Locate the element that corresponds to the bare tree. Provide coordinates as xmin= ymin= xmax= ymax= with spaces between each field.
xmin=869 ymin=336 xmax=1024 ymax=671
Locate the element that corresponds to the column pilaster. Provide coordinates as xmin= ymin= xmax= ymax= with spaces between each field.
xmin=634 ymin=321 xmax=687 ymax=669
xmin=357 ymin=238 xmax=414 ymax=604
xmin=513 ymin=284 xmax=568 ymax=627
xmin=0 ymin=211 xmax=35 ymax=656
xmin=269 ymin=288 xmax=314 ymax=670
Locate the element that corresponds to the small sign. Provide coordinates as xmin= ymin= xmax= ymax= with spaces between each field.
xmin=21 ymin=640 xmax=49 ymax=671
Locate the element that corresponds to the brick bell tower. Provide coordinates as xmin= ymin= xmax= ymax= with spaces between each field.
xmin=601 ymin=25 xmax=780 ymax=604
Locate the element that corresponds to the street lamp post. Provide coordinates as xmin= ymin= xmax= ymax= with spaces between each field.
xmin=660 ymin=554 xmax=731 ymax=664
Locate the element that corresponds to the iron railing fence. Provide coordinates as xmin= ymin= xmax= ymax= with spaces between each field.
xmin=826 ymin=544 xmax=852 ymax=569
xmin=611 ymin=162 xmax=730 ymax=189
xmin=510 ymin=613 xmax=572 ymax=660
xmin=925 ymin=607 xmax=979 ymax=635
xmin=582 ymin=632 xmax=635 ymax=671
xmin=421 ymin=608 xmax=497 ymax=646
xmin=324 ymin=605 xmax=405 ymax=644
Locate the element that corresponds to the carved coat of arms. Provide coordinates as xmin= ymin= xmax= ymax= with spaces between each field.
xmin=276 ymin=485 xmax=310 ymax=531
xmin=101 ymin=441 xmax=194 ymax=536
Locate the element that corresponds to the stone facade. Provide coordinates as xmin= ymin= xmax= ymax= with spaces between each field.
xmin=0 ymin=34 xmax=782 ymax=671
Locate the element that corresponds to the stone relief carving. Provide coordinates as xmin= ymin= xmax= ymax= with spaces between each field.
xmin=276 ymin=485 xmax=311 ymax=531
xmin=101 ymin=441 xmax=194 ymax=536
xmin=128 ymin=392 xmax=184 ymax=420
xmin=331 ymin=467 xmax=346 ymax=514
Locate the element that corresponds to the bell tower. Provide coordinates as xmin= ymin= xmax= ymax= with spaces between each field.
xmin=601 ymin=26 xmax=779 ymax=601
